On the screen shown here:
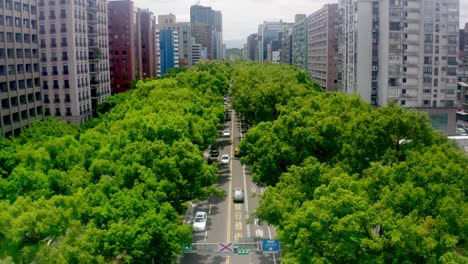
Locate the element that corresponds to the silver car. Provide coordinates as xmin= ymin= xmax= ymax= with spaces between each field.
xmin=193 ymin=212 xmax=207 ymax=232
xmin=233 ymin=188 xmax=244 ymax=203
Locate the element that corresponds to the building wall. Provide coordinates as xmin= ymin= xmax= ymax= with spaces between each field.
xmin=190 ymin=5 xmax=221 ymax=60
xmin=39 ymin=0 xmax=110 ymax=124
xmin=0 ymin=0 xmax=44 ymax=137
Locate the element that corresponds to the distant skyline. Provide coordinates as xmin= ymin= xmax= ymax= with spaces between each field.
xmin=133 ymin=0 xmax=468 ymax=48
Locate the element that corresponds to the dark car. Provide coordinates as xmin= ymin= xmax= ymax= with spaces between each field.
xmin=207 ymin=143 xmax=220 ymax=163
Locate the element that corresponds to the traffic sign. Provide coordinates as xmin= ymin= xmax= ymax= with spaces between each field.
xmin=218 ymin=242 xmax=233 ymax=254
xmin=262 ymin=239 xmax=279 ymax=253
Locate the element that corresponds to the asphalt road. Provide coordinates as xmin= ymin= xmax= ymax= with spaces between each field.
xmin=178 ymin=110 xmax=280 ymax=264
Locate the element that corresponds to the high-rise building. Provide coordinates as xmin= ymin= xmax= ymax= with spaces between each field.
xmin=338 ymin=0 xmax=459 ymax=134
xmin=1 ymin=0 xmax=44 ymax=137
xmin=338 ymin=0 xmax=459 ymax=109
xmin=190 ymin=5 xmax=222 ymax=60
xmin=108 ymin=0 xmax=141 ymax=93
xmin=157 ymin=14 xmax=192 ymax=67
xmin=280 ymin=28 xmax=292 ymax=65
xmin=191 ymin=39 xmax=201 ymax=66
xmin=257 ymin=21 xmax=293 ymax=61
xmin=458 ymin=23 xmax=468 ymax=123
xmin=157 ymin=29 xmax=179 ymax=76
xmin=108 ymin=1 xmax=158 ymax=93
xmin=308 ymin=4 xmax=338 ymax=91
xmin=291 ymin=16 xmax=308 ymax=70
xmin=39 ymin=0 xmax=111 ymax=124
xmin=140 ymin=9 xmax=157 ymax=79
xmin=246 ymin=33 xmax=258 ymax=61
xmin=213 ymin=10 xmax=223 ymax=60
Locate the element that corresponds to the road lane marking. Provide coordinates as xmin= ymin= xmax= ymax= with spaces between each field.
xmin=234 ymin=232 xmax=243 ymax=241
xmin=235 ymin=212 xmax=242 ymax=220
xmin=235 ymin=221 xmax=242 ymax=230
xmin=204 ymin=230 xmax=208 ymax=241
xmin=226 ymin=109 xmax=235 ymax=264
xmin=209 ymin=204 xmax=212 ymax=214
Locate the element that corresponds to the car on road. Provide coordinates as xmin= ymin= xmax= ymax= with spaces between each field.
xmin=233 ymin=188 xmax=244 ymax=203
xmin=223 ymin=129 xmax=230 ymax=137
xmin=220 ymin=154 xmax=230 ymax=165
xmin=193 ymin=212 xmax=207 ymax=232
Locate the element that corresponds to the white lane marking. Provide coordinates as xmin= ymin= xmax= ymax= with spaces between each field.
xmin=239 ymin=115 xmax=251 ymax=238
xmin=204 ymin=230 xmax=207 ymax=241
xmin=209 ymin=204 xmax=212 ymax=215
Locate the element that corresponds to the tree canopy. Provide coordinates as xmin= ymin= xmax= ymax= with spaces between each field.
xmin=231 ymin=61 xmax=467 ymax=262
xmin=0 ymin=61 xmax=230 ymax=263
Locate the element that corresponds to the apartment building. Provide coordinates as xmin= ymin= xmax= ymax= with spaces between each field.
xmin=191 ymin=39 xmax=201 ymax=65
xmin=338 ymin=0 xmax=459 ymax=108
xmin=108 ymin=0 xmax=141 ymax=93
xmin=38 ymin=0 xmax=110 ymax=124
xmin=308 ymin=3 xmax=338 ymax=91
xmin=157 ymin=14 xmax=192 ymax=67
xmin=0 ymin=0 xmax=43 ymax=137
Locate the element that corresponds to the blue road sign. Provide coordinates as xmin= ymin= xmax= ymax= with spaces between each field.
xmin=262 ymin=239 xmax=279 ymax=253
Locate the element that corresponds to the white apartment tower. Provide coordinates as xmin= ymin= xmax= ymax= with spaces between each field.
xmin=38 ymin=0 xmax=111 ymax=123
xmin=338 ymin=0 xmax=459 ymax=108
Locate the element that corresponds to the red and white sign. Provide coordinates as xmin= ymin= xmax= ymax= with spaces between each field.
xmin=218 ymin=242 xmax=233 ymax=254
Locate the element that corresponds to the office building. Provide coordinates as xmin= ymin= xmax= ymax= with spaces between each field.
xmin=39 ymin=0 xmax=111 ymax=124
xmin=190 ymin=4 xmax=222 ymax=60
xmin=191 ymin=38 xmax=201 ymax=65
xmin=280 ymin=28 xmax=292 ymax=65
xmin=257 ymin=21 xmax=293 ymax=61
xmin=157 ymin=14 xmax=192 ymax=67
xmin=246 ymin=33 xmax=258 ymax=61
xmin=291 ymin=16 xmax=308 ymax=70
xmin=1 ymin=0 xmax=43 ymax=137
xmin=308 ymin=4 xmax=338 ymax=91
xmin=157 ymin=29 xmax=179 ymax=76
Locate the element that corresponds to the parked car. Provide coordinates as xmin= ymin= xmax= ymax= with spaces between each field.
xmin=220 ymin=154 xmax=230 ymax=165
xmin=193 ymin=212 xmax=207 ymax=232
xmin=233 ymin=188 xmax=244 ymax=203
xmin=223 ymin=129 xmax=230 ymax=137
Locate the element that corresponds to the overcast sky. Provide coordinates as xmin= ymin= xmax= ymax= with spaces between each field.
xmin=133 ymin=0 xmax=468 ymax=47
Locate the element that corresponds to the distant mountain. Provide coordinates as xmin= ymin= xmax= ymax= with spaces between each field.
xmin=224 ymin=39 xmax=244 ymax=49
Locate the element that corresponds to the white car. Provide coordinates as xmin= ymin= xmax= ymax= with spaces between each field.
xmin=223 ymin=129 xmax=230 ymax=137
xmin=193 ymin=212 xmax=207 ymax=232
xmin=220 ymin=154 xmax=230 ymax=165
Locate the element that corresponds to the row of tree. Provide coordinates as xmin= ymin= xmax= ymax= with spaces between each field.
xmin=0 ymin=61 xmax=231 ymax=263
xmin=231 ymin=62 xmax=467 ymax=262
